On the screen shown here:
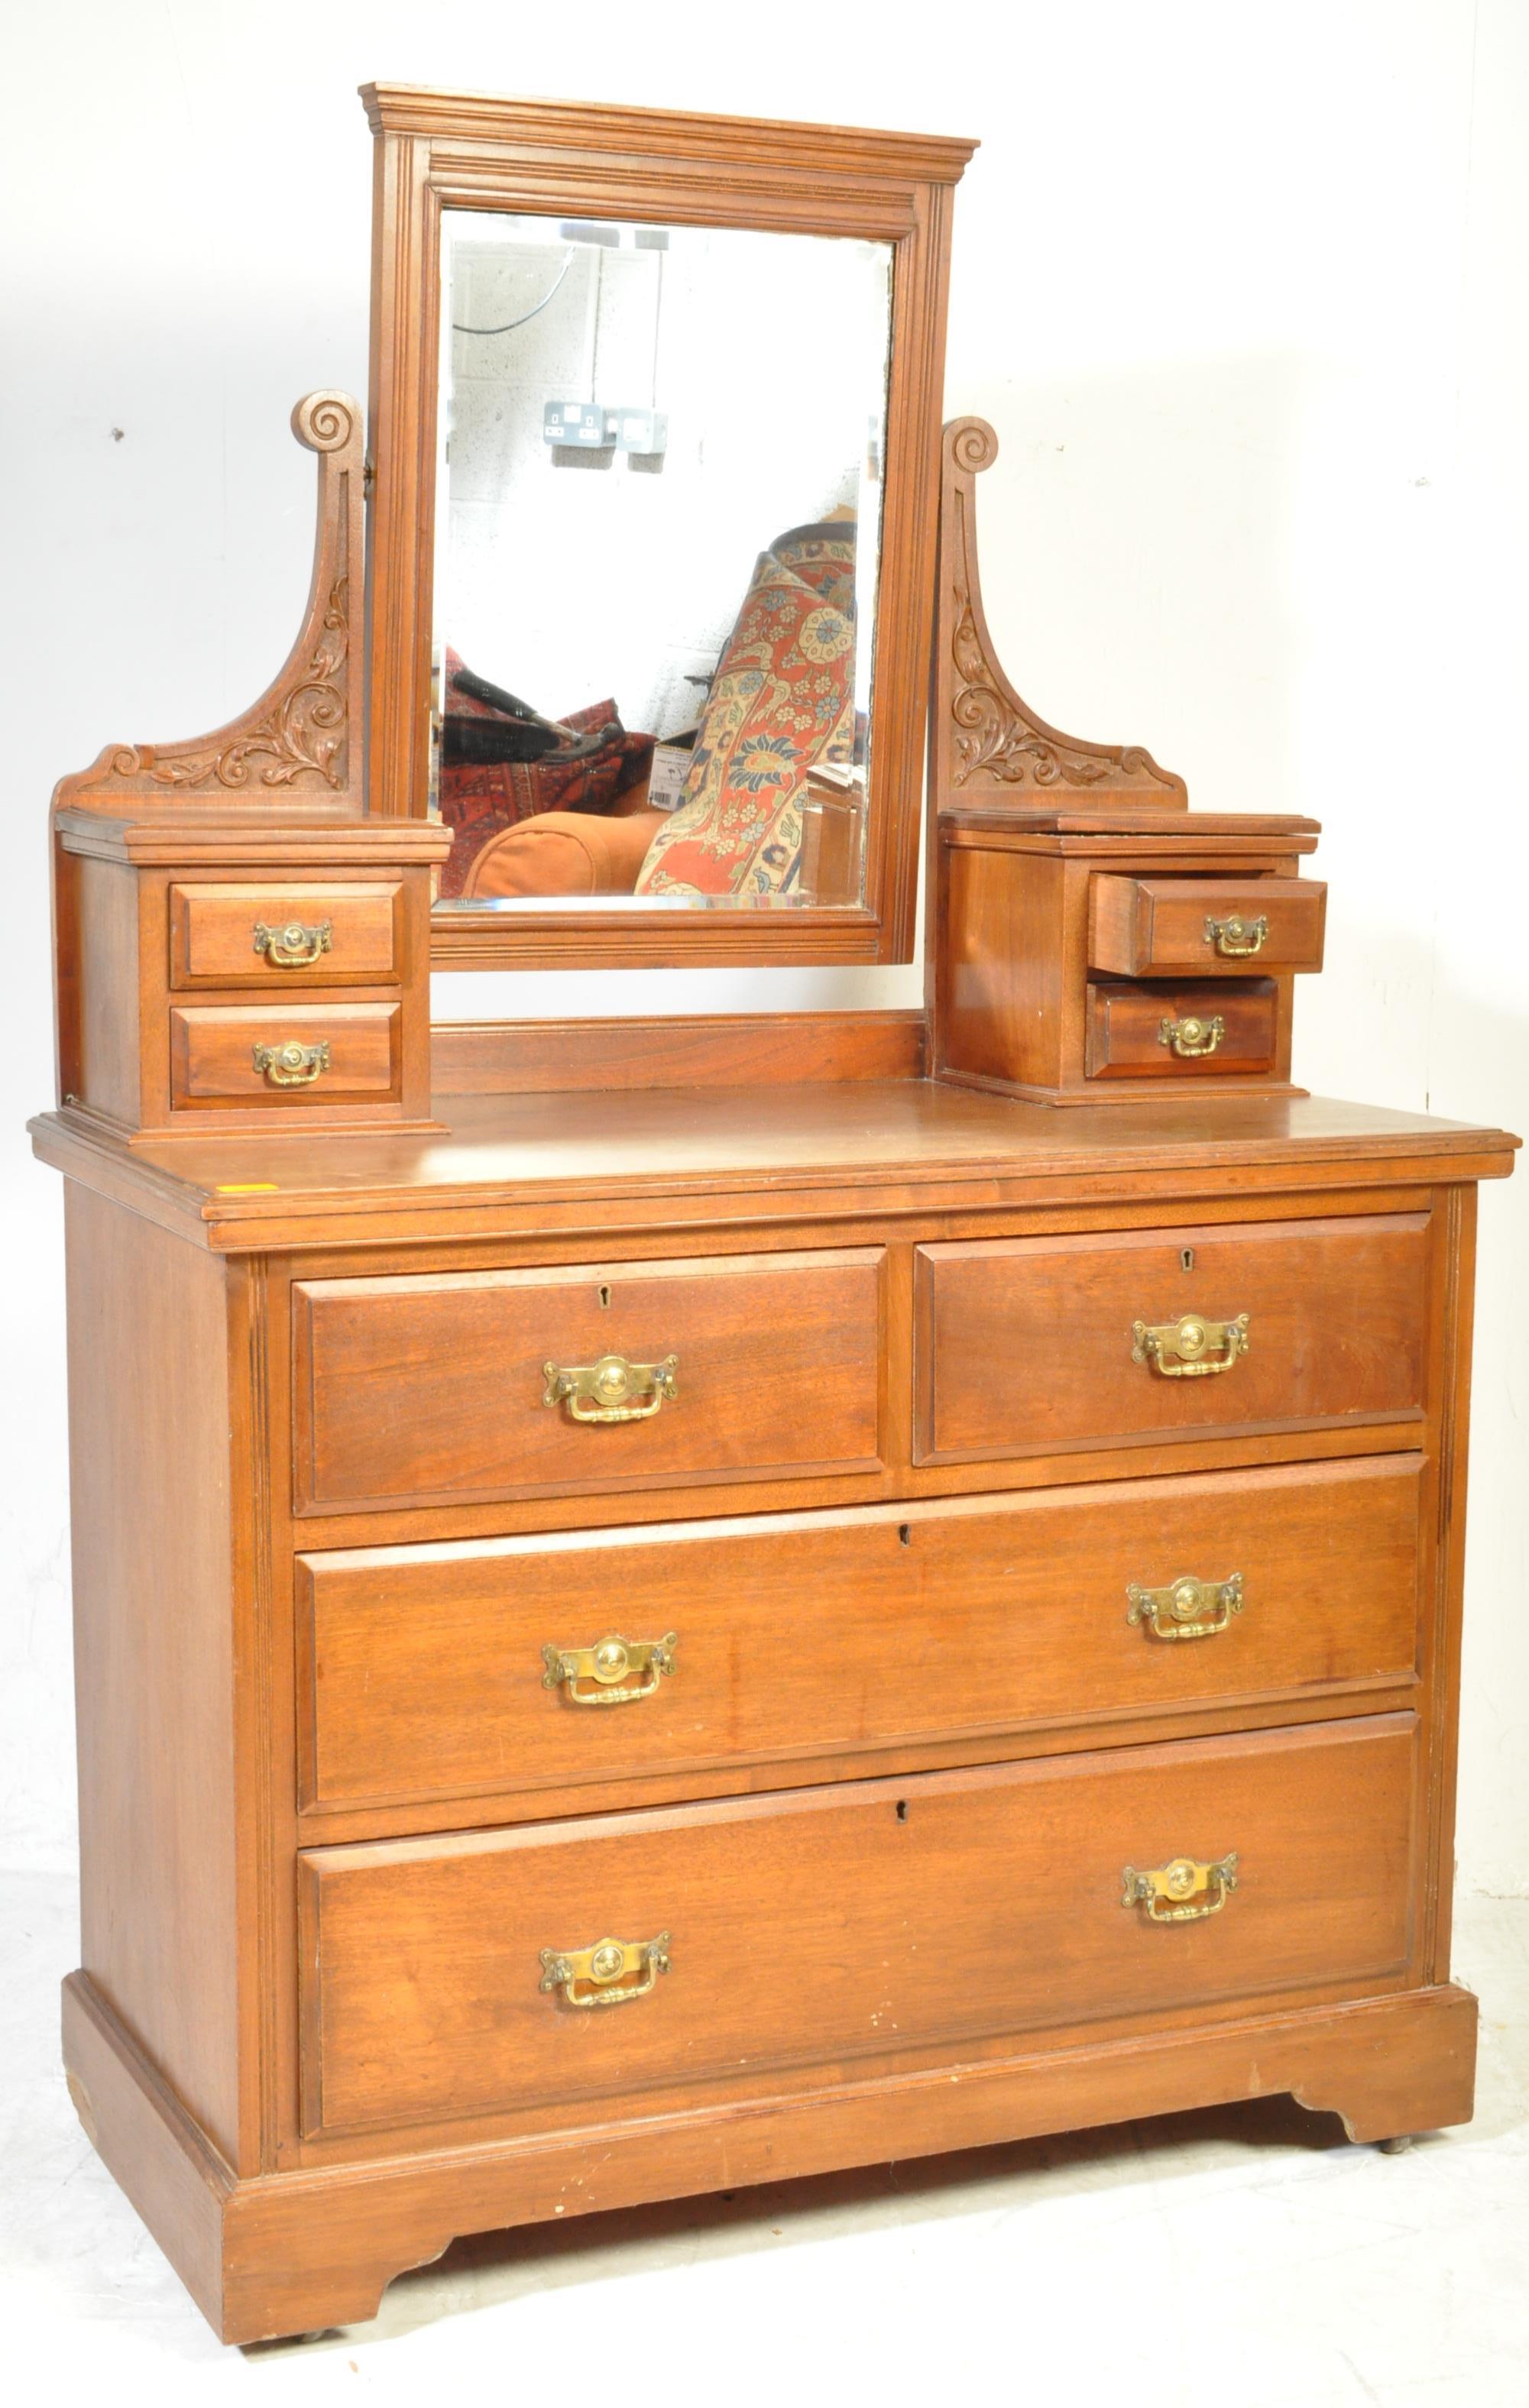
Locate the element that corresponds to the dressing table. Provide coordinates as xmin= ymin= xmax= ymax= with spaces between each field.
xmin=31 ymin=86 xmax=1517 ymax=2345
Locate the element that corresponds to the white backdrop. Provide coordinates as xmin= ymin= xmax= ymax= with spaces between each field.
xmin=2 ymin=2 xmax=1524 ymax=1895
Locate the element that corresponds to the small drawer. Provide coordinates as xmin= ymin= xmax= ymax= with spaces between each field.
xmin=1087 ymin=979 xmax=1277 ymax=1079
xmin=915 ymin=1212 xmax=1427 ymax=1466
xmin=1090 ymin=875 xmax=1327 ymax=978
xmin=168 ymin=881 xmax=403 ymax=989
xmin=297 ymin=1713 xmax=1416 ymax=2138
xmin=291 ymin=1248 xmax=885 ymax=1516
xmin=170 ymin=1002 xmax=401 ymax=1109
xmin=297 ymin=1455 xmax=1421 ymax=1816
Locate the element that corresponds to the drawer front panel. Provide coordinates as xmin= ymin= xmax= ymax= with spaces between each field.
xmin=293 ymin=1249 xmax=885 ymax=1516
xmin=1087 ymin=979 xmax=1278 ymax=1079
xmin=916 ymin=1214 xmax=1428 ymax=1465
xmin=298 ymin=1714 xmax=1416 ymax=2138
xmin=170 ymin=1002 xmax=401 ymax=1108
xmin=1090 ymin=876 xmax=1327 ymax=978
xmin=168 ymin=880 xmax=403 ymax=989
xmin=299 ymin=1455 xmax=1421 ymax=1814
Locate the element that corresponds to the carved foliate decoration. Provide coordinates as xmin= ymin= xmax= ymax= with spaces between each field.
xmin=53 ymin=390 xmax=364 ymax=814
xmin=936 ymin=416 xmax=1187 ymax=809
xmin=105 ymin=577 xmax=348 ymax=794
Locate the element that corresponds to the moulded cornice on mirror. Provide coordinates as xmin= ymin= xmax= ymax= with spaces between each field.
xmin=361 ymin=83 xmax=976 ymax=969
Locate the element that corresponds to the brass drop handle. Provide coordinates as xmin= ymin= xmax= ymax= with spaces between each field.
xmin=543 ymin=1631 xmax=678 ymax=1706
xmin=1203 ymin=911 xmax=1267 ymax=958
xmin=539 ymin=1933 xmax=671 ymax=2010
xmin=1127 ymin=1573 xmax=1244 ymax=1641
xmin=253 ymin=917 xmax=332 ymax=967
xmin=1132 ymin=1312 xmax=1249 ymax=1378
xmin=543 ymin=1352 xmax=679 ymax=1423
xmin=1159 ymin=1012 xmax=1225 ymax=1058
xmin=252 ymin=1038 xmax=330 ymax=1087
xmin=1122 ymin=1853 xmax=1239 ymax=1923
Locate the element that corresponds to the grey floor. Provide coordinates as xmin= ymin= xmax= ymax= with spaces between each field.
xmin=3 ymin=1872 xmax=1525 ymax=2404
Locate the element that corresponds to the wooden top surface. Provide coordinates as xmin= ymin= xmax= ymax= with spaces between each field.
xmin=30 ymin=1082 xmax=1518 ymax=1254
xmin=937 ymin=808 xmax=1320 ymax=837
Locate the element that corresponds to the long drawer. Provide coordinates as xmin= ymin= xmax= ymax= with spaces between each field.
xmin=297 ymin=1714 xmax=1417 ymax=2139
xmin=291 ymin=1248 xmax=885 ymax=1515
xmin=915 ymin=1213 xmax=1428 ymax=1465
xmin=298 ymin=1455 xmax=1422 ymax=1814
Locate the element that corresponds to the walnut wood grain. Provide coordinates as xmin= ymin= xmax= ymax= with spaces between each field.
xmin=63 ymin=1188 xmax=248 ymax=2166
xmin=297 ymin=1716 xmax=1416 ymax=2140
xmin=1089 ymin=875 xmax=1327 ymax=978
xmin=63 ymin=1963 xmax=1479 ymax=2345
xmin=927 ymin=416 xmax=1321 ymax=1105
xmin=363 ymin=90 xmax=973 ymax=969
xmin=1086 ymin=978 xmax=1278 ymax=1079
xmin=432 ymin=1011 xmax=926 ymax=1095
xmin=70 ymin=858 xmax=141 ymax=1128
xmin=170 ymin=1002 xmax=401 ymax=1109
xmin=30 ymin=1089 xmax=1518 ymax=1259
xmin=55 ymin=823 xmax=445 ymax=1141
xmin=915 ymin=1212 xmax=1429 ymax=1465
xmin=298 ymin=1454 xmax=1422 ymax=1817
xmin=47 ymin=384 xmax=449 ymax=1143
xmin=169 ymin=881 xmax=403 ymax=991
xmin=292 ymin=1247 xmax=886 ymax=1515
xmin=39 ymin=1105 xmax=1510 ymax=2341
xmin=52 ymin=394 xmax=365 ymax=815
xmin=930 ymin=418 xmax=1187 ymax=811
xmin=33 ymin=95 xmax=1521 ymax=2355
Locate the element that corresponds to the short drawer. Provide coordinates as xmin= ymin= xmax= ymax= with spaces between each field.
xmin=170 ymin=1002 xmax=400 ymax=1108
xmin=297 ymin=1713 xmax=1417 ymax=2138
xmin=915 ymin=1213 xmax=1427 ymax=1465
xmin=291 ymin=1248 xmax=885 ymax=1516
xmin=1086 ymin=979 xmax=1278 ymax=1079
xmin=298 ymin=1455 xmax=1421 ymax=1814
xmin=168 ymin=880 xmax=403 ymax=989
xmin=1090 ymin=875 xmax=1327 ymax=977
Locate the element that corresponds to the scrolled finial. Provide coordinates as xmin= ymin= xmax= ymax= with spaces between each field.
xmin=947 ymin=416 xmax=998 ymax=475
xmin=290 ymin=390 xmax=360 ymax=455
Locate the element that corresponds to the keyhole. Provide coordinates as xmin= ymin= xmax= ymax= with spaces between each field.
xmin=895 ymin=1800 xmax=909 ymax=1822
xmin=1181 ymin=1248 xmax=1195 ymax=1274
xmin=598 ymin=1283 xmax=611 ymax=1309
xmin=898 ymin=1523 xmax=912 ymax=1546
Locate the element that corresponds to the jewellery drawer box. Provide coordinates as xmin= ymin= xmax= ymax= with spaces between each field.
xmin=296 ymin=1714 xmax=1417 ymax=2142
xmin=297 ymin=1454 xmax=1422 ymax=1817
xmin=168 ymin=879 xmax=403 ymax=989
xmin=915 ymin=1213 xmax=1428 ymax=1465
xmin=1088 ymin=875 xmax=1327 ymax=979
xmin=1086 ymin=979 xmax=1278 ymax=1080
xmin=291 ymin=1247 xmax=886 ymax=1516
xmin=52 ymin=808 xmax=449 ymax=1141
xmin=170 ymin=1001 xmax=401 ymax=1109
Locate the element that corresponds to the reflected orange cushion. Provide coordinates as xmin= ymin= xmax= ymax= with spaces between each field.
xmin=462 ymin=805 xmax=669 ymax=899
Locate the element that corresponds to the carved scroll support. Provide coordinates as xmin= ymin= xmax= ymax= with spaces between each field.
xmin=52 ymin=390 xmax=365 ymax=815
xmin=932 ymin=416 xmax=1187 ymax=814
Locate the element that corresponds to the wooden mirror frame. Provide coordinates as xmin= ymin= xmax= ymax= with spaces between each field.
xmin=361 ymin=85 xmax=974 ymax=970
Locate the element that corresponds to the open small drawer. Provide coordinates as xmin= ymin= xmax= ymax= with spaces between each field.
xmin=1089 ymin=875 xmax=1327 ymax=979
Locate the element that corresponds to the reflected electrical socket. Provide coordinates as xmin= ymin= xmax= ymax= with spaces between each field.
xmin=543 ymin=400 xmax=669 ymax=465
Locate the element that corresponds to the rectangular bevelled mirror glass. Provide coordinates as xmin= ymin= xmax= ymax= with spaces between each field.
xmin=432 ymin=209 xmax=893 ymax=914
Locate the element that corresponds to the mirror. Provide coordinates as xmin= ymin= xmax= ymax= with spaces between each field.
xmin=361 ymin=85 xmax=973 ymax=967
xmin=432 ymin=212 xmax=892 ymax=914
